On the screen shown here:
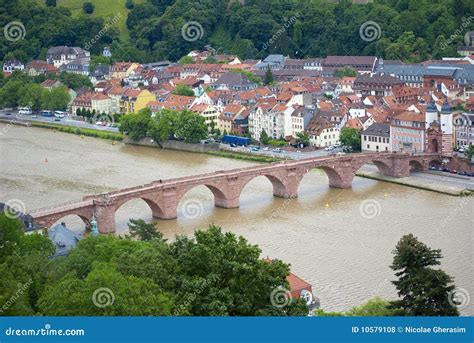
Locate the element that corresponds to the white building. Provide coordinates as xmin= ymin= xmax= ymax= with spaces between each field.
xmin=307 ymin=116 xmax=340 ymax=148
xmin=361 ymin=123 xmax=391 ymax=152
xmin=249 ymin=103 xmax=288 ymax=141
xmin=46 ymin=46 xmax=90 ymax=68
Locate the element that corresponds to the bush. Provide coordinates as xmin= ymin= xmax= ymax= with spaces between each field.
xmin=83 ymin=2 xmax=94 ymax=14
xmin=125 ymin=0 xmax=135 ymax=9
xmin=267 ymin=139 xmax=286 ymax=147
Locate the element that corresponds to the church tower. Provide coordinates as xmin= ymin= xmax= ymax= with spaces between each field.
xmin=440 ymin=100 xmax=453 ymax=155
xmin=425 ymin=98 xmax=438 ymax=129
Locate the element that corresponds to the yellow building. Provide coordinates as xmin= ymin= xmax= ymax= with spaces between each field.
xmin=120 ymin=89 xmax=156 ymax=114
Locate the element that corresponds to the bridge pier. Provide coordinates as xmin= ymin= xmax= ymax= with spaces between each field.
xmin=214 ymin=196 xmax=240 ymax=209
xmin=95 ymin=204 xmax=116 ymax=234
xmin=381 ymin=158 xmax=410 ymax=178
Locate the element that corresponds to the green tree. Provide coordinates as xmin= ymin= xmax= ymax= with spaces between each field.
xmin=389 ymin=234 xmax=459 ymax=316
xmin=263 ymin=67 xmax=274 ymax=86
xmin=0 ymin=80 xmax=23 ymax=108
xmin=204 ymin=56 xmax=218 ymax=64
xmin=334 ymin=67 xmax=357 ymax=78
xmin=173 ymin=84 xmax=195 ymax=96
xmin=339 ymin=128 xmax=361 ymax=151
xmin=127 ymin=219 xmax=164 ymax=242
xmin=464 ymin=144 xmax=474 ymax=159
xmin=315 ymin=297 xmax=395 ymax=316
xmin=149 ymin=109 xmax=177 ymax=142
xmin=20 ymin=83 xmax=45 ymax=111
xmin=83 ymin=2 xmax=94 ymax=14
xmin=178 ymin=56 xmax=194 ymax=65
xmin=295 ymin=132 xmax=310 ymax=147
xmin=260 ymin=129 xmax=269 ymax=145
xmin=169 ymin=225 xmax=308 ymax=316
xmin=175 ymin=110 xmax=208 ymax=143
xmin=41 ymin=86 xmax=70 ymax=111
xmin=38 ymin=262 xmax=174 ymax=316
xmin=59 ymin=72 xmax=92 ymax=91
xmin=0 ymin=213 xmax=24 ymax=262
xmin=45 ymin=0 xmax=56 ymax=7
xmin=119 ymin=108 xmax=152 ymax=141
xmin=125 ymin=0 xmax=135 ymax=10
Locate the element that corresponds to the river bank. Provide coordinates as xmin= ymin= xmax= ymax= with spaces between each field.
xmin=2 ymin=118 xmax=472 ymax=194
xmin=356 ymin=168 xmax=473 ymax=196
xmin=0 ymin=118 xmax=123 ymax=140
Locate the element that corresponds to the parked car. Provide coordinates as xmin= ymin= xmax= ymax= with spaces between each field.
xmin=448 ymin=169 xmax=457 ymax=174
xmin=5 ymin=112 xmax=11 ymax=116
xmin=230 ymin=143 xmax=237 ymax=148
xmin=457 ymin=171 xmax=467 ymax=176
xmin=263 ymin=147 xmax=269 ymax=151
xmin=272 ymin=148 xmax=282 ymax=153
xmin=324 ymin=146 xmax=333 ymax=151
xmin=54 ymin=118 xmax=61 ymax=122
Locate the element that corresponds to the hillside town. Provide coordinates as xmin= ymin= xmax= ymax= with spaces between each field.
xmin=3 ymin=44 xmax=474 ymax=159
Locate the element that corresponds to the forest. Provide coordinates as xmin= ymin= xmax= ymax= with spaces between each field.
xmin=1 ymin=0 xmax=473 ymax=64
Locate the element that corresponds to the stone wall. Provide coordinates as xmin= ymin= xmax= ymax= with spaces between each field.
xmin=448 ymin=155 xmax=474 ymax=173
xmin=124 ymin=137 xmax=219 ymax=153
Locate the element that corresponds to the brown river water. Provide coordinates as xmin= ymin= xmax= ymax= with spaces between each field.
xmin=0 ymin=124 xmax=472 ymax=315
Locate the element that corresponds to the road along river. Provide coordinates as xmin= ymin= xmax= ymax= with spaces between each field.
xmin=1 ymin=124 xmax=472 ymax=314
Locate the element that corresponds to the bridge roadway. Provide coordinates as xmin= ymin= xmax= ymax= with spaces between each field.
xmin=29 ymin=152 xmax=441 ymax=234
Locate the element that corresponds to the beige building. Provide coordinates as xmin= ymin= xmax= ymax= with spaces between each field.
xmin=307 ymin=116 xmax=340 ymax=148
xmin=361 ymin=123 xmax=391 ymax=152
xmin=190 ymin=104 xmax=220 ymax=130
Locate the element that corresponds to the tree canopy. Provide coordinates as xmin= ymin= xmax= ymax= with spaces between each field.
xmin=0 ymin=213 xmax=308 ymax=316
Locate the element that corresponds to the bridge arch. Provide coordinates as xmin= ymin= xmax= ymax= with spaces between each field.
xmin=371 ymin=160 xmax=392 ymax=175
xmin=428 ymin=158 xmax=442 ymax=168
xmin=113 ymin=196 xmax=165 ymax=220
xmin=239 ymin=173 xmax=288 ymax=199
xmin=174 ymin=183 xmax=230 ymax=218
xmin=43 ymin=214 xmax=91 ymax=234
xmin=409 ymin=160 xmax=424 ymax=171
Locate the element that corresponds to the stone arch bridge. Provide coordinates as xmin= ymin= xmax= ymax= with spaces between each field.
xmin=29 ymin=152 xmax=441 ymax=234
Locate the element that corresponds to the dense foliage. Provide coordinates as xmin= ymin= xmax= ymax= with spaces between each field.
xmin=389 ymin=234 xmax=459 ymax=316
xmin=0 ymin=72 xmax=71 ymax=110
xmin=120 ymin=108 xmax=209 ymax=143
xmin=2 ymin=0 xmax=473 ymax=64
xmin=0 ymin=214 xmax=307 ymax=316
xmin=339 ymin=127 xmax=361 ymax=152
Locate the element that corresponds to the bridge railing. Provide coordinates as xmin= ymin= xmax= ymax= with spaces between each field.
xmin=30 ymin=199 xmax=94 ymax=216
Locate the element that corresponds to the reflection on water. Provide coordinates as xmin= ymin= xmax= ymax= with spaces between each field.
xmin=1 ymin=124 xmax=472 ymax=314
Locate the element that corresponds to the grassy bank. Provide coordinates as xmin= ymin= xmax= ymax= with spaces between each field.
xmin=30 ymin=122 xmax=124 ymax=141
xmin=207 ymin=150 xmax=284 ymax=163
